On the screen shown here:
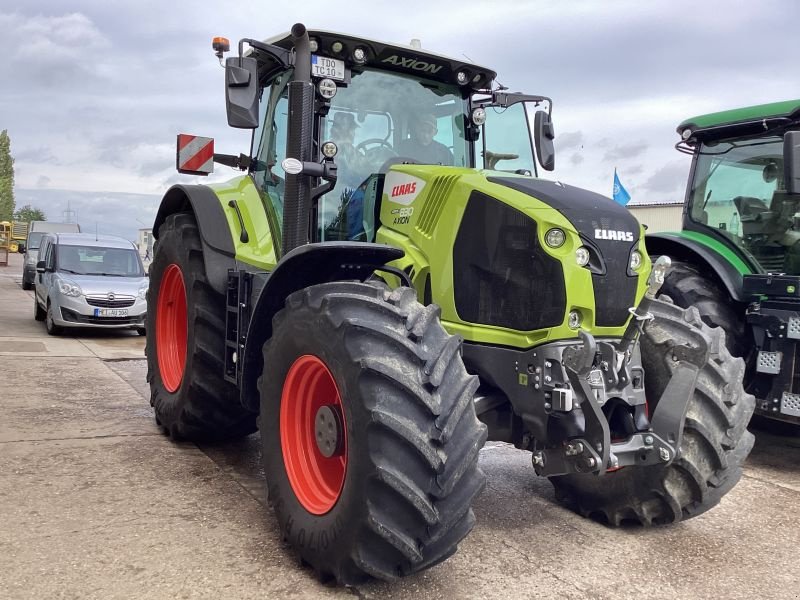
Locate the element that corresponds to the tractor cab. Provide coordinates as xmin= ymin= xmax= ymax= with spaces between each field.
xmin=677 ymin=101 xmax=800 ymax=274
xmin=219 ymin=26 xmax=554 ymax=250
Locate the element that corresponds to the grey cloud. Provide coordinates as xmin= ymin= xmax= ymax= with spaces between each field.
xmin=37 ymin=176 xmax=51 ymax=188
xmin=642 ymin=160 xmax=690 ymax=194
xmin=626 ymin=164 xmax=645 ymax=176
xmin=15 ymin=188 xmax=160 ymax=241
xmin=556 ymin=131 xmax=584 ymax=151
xmin=570 ymin=153 xmax=584 ymax=166
xmin=603 ymin=142 xmax=648 ymax=163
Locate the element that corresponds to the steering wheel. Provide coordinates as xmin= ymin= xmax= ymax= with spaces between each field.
xmin=355 ymin=138 xmax=394 ymax=156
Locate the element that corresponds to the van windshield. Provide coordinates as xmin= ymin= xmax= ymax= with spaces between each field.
xmin=57 ymin=245 xmax=144 ymax=277
xmin=27 ymin=232 xmax=45 ymax=250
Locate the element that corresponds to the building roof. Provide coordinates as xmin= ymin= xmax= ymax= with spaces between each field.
xmin=627 ymin=200 xmax=683 ymax=208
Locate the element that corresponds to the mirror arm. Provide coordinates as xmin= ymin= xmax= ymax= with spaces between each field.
xmin=237 ymin=38 xmax=292 ymax=70
xmin=474 ymin=93 xmax=553 ymax=115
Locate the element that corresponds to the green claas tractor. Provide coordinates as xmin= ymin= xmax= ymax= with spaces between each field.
xmin=146 ymin=24 xmax=755 ymax=584
xmin=647 ymin=100 xmax=800 ymax=424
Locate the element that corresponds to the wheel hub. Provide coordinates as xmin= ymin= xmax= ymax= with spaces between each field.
xmin=315 ymin=405 xmax=344 ymax=458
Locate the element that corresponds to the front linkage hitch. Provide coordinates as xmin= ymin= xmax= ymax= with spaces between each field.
xmin=531 ymin=257 xmax=711 ymax=477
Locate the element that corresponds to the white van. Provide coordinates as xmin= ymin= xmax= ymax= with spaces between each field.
xmin=22 ymin=221 xmax=81 ymax=290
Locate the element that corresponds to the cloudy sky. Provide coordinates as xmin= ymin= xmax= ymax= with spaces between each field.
xmin=2 ymin=1 xmax=798 ymax=241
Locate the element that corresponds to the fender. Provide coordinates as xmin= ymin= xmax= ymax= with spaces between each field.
xmin=239 ymin=241 xmax=405 ymax=411
xmin=645 ymin=232 xmax=749 ymax=301
xmin=152 ymin=184 xmax=236 ymax=295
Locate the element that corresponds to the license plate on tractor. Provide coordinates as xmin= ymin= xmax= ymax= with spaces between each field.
xmin=311 ymin=55 xmax=345 ymax=80
xmin=94 ymin=308 xmax=129 ymax=317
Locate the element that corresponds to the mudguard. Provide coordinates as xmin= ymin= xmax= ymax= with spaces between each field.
xmin=152 ymin=184 xmax=236 ymax=295
xmin=646 ymin=232 xmax=748 ymax=301
xmin=239 ymin=242 xmax=405 ymax=411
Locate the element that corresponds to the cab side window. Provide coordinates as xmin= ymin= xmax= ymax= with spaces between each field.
xmin=253 ymin=75 xmax=290 ymax=231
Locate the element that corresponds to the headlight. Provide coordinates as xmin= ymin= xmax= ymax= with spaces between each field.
xmin=544 ymin=228 xmax=566 ymax=248
xmin=629 ymin=250 xmax=643 ymax=271
xmin=57 ymin=279 xmax=82 ymax=297
xmin=138 ymin=284 xmax=148 ymax=300
xmin=575 ymin=246 xmax=590 ymax=267
xmin=568 ymin=310 xmax=582 ymax=329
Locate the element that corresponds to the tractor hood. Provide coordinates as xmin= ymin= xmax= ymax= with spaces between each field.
xmin=488 ymin=176 xmax=643 ymax=327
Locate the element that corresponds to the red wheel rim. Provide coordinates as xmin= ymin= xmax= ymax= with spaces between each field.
xmin=156 ymin=264 xmax=187 ymax=393
xmin=280 ymin=355 xmax=347 ymax=515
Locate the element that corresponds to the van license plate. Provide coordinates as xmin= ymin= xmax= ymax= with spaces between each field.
xmin=95 ymin=308 xmax=129 ymax=317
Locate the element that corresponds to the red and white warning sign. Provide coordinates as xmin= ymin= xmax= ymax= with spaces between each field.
xmin=176 ymin=134 xmax=214 ymax=175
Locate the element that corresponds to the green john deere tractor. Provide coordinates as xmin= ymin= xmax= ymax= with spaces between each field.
xmin=146 ymin=24 xmax=755 ymax=584
xmin=647 ymin=100 xmax=800 ymax=424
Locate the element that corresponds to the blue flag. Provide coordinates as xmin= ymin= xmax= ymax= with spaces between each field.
xmin=613 ymin=170 xmax=631 ymax=206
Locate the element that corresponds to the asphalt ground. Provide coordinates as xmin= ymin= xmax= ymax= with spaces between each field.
xmin=1 ymin=252 xmax=798 ymax=599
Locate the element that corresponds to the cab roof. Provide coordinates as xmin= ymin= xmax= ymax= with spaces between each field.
xmin=263 ymin=28 xmax=497 ymax=91
xmin=677 ymin=99 xmax=800 ymax=141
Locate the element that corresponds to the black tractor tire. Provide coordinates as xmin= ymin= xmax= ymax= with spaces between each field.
xmin=145 ymin=211 xmax=256 ymax=441
xmin=45 ymin=301 xmax=63 ymax=336
xmin=550 ymin=298 xmax=755 ymax=526
xmin=658 ymin=260 xmax=749 ymax=358
xmin=34 ymin=294 xmax=45 ymax=321
xmin=260 ymin=282 xmax=487 ymax=584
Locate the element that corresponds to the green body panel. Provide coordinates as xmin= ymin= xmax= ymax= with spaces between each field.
xmin=208 ymin=175 xmax=279 ymax=271
xmin=679 ymin=99 xmax=800 ymax=132
xmin=658 ymin=230 xmax=753 ymax=276
xmin=375 ymin=165 xmax=651 ymax=348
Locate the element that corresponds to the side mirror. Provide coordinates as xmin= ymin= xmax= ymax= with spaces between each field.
xmin=534 ymin=111 xmax=555 ymax=171
xmin=36 ymin=260 xmax=47 ymax=273
xmin=534 ymin=110 xmax=555 ymax=172
xmin=225 ymin=56 xmax=259 ymax=129
xmin=784 ymin=131 xmax=800 ymax=195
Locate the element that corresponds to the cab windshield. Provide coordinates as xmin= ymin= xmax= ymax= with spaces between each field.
xmin=319 ymin=69 xmax=469 ymax=239
xmin=688 ymin=136 xmax=800 ymax=273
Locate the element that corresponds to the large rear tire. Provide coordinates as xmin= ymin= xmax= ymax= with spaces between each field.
xmin=145 ymin=212 xmax=256 ymax=441
xmin=550 ymin=298 xmax=755 ymax=525
xmin=658 ymin=260 xmax=749 ymax=358
xmin=260 ymin=282 xmax=487 ymax=584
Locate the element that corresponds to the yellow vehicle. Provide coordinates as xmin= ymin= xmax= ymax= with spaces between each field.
xmin=0 ymin=221 xmax=10 ymax=266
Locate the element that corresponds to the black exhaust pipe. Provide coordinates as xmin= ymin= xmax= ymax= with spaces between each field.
xmin=281 ymin=23 xmax=315 ymax=255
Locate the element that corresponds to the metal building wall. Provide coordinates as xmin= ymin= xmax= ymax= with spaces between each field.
xmin=627 ymin=204 xmax=683 ymax=233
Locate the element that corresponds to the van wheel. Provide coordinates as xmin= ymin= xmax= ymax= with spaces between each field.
xmin=45 ymin=301 xmax=63 ymax=336
xmin=34 ymin=294 xmax=45 ymax=321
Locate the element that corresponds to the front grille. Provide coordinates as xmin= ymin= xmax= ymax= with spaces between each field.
xmin=453 ymin=191 xmax=565 ymax=330
xmin=587 ymin=215 xmax=640 ymax=327
xmin=486 ymin=177 xmax=640 ymax=328
xmin=85 ymin=295 xmax=136 ymax=308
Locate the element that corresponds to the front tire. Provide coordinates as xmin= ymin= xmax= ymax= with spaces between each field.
xmin=145 ymin=211 xmax=256 ymax=441
xmin=658 ymin=260 xmax=749 ymax=358
xmin=260 ymin=282 xmax=486 ymax=584
xmin=45 ymin=301 xmax=62 ymax=335
xmin=550 ymin=298 xmax=755 ymax=526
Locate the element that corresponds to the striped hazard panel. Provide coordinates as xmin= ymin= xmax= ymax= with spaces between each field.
xmin=176 ymin=134 xmax=214 ymax=175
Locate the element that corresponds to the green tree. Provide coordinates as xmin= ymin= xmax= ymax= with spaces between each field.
xmin=14 ymin=204 xmax=46 ymax=222
xmin=0 ymin=130 xmax=14 ymax=221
